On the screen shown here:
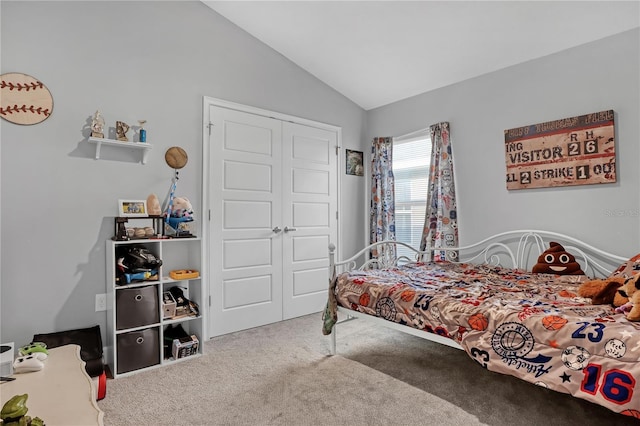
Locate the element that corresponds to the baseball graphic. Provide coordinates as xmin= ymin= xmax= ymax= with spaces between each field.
xmin=1 ymin=72 xmax=53 ymax=125
xmin=604 ymin=338 xmax=626 ymax=359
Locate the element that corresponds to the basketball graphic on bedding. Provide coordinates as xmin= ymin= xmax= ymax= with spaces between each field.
xmin=532 ymin=242 xmax=585 ymax=275
xmin=468 ymin=313 xmax=489 ymax=331
xmin=541 ymin=315 xmax=568 ymax=331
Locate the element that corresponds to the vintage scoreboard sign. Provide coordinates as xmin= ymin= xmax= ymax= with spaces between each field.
xmin=504 ymin=110 xmax=616 ymax=190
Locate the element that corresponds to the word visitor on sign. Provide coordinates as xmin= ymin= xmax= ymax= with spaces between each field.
xmin=504 ymin=110 xmax=616 ymax=190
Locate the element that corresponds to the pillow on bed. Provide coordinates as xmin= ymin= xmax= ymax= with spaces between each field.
xmin=606 ymin=253 xmax=640 ymax=279
xmin=531 ymin=242 xmax=585 ymax=275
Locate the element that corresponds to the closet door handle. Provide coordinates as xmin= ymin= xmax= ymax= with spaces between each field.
xmin=272 ymin=226 xmax=282 ymax=234
xmin=284 ymin=226 xmax=297 ymax=233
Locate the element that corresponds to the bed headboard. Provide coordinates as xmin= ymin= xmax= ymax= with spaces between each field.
xmin=329 ymin=230 xmax=628 ymax=278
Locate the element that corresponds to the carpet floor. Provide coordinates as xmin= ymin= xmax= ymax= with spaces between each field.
xmin=98 ymin=313 xmax=636 ymax=425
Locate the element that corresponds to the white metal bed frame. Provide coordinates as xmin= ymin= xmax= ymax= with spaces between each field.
xmin=327 ymin=229 xmax=628 ymax=355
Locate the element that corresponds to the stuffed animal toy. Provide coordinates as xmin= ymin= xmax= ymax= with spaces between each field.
xmin=613 ymin=283 xmax=631 ymax=308
xmin=615 ymin=302 xmax=633 ymax=315
xmin=578 ymin=276 xmax=627 ymax=306
xmin=615 ymin=275 xmax=640 ymax=321
xmin=165 ymin=196 xmax=194 ymax=235
xmin=169 ymin=197 xmax=193 ymax=219
xmin=532 ymin=242 xmax=585 ymax=275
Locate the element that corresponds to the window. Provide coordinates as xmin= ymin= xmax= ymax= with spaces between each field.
xmin=392 ymin=131 xmax=431 ymax=260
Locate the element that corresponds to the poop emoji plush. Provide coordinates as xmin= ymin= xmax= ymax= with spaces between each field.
xmin=578 ymin=276 xmax=628 ymax=306
xmin=532 ymin=242 xmax=585 ymax=275
xmin=613 ymin=275 xmax=640 ymax=321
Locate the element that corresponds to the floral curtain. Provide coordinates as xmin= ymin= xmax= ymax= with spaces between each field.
xmin=420 ymin=122 xmax=458 ymax=261
xmin=370 ymin=137 xmax=396 ymax=263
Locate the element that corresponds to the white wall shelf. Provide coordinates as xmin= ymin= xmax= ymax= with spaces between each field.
xmin=88 ymin=137 xmax=152 ymax=164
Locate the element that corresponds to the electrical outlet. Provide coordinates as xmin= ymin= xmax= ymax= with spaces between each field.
xmin=95 ymin=293 xmax=107 ymax=312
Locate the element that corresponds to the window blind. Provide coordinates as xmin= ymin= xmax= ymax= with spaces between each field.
xmin=392 ymin=132 xmax=432 ymax=260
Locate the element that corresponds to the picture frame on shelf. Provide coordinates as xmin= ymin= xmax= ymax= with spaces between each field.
xmin=118 ymin=199 xmax=148 ymax=217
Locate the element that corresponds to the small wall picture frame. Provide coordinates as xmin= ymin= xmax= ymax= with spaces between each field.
xmin=346 ymin=149 xmax=364 ymax=176
xmin=118 ymin=199 xmax=148 ymax=217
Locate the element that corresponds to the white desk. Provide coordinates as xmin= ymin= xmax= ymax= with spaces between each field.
xmin=0 ymin=344 xmax=104 ymax=425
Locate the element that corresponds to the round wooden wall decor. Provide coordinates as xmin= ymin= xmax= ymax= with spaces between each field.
xmin=0 ymin=72 xmax=53 ymax=125
xmin=165 ymin=146 xmax=188 ymax=169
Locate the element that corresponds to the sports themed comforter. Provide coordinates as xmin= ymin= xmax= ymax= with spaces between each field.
xmin=329 ymin=261 xmax=640 ymax=417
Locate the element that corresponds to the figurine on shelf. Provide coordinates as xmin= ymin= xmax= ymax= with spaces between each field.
xmin=146 ymin=193 xmax=162 ymax=216
xmin=116 ymin=121 xmax=130 ymax=142
xmin=114 ymin=217 xmax=129 ymax=241
xmin=91 ymin=110 xmax=105 ymax=138
xmin=138 ymin=120 xmax=147 ymax=142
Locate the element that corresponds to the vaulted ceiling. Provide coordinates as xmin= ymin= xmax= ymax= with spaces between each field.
xmin=204 ymin=1 xmax=640 ymax=110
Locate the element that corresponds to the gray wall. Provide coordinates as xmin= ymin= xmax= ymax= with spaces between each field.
xmin=0 ymin=1 xmax=366 ymax=347
xmin=367 ymin=28 xmax=640 ymax=257
xmin=2 ymin=1 xmax=637 ymax=348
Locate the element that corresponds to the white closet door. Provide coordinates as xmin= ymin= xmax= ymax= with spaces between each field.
xmin=282 ymin=122 xmax=337 ymax=319
xmin=209 ymin=106 xmax=283 ymax=337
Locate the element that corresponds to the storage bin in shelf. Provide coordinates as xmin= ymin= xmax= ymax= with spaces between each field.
xmin=88 ymin=137 xmax=152 ymax=164
xmin=107 ymin=237 xmax=204 ymax=378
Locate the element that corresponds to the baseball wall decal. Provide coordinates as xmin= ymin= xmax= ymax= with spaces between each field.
xmin=0 ymin=72 xmax=54 ymax=125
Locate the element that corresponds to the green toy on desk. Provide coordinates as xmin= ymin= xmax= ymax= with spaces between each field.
xmin=19 ymin=342 xmax=48 ymax=358
xmin=1 ymin=393 xmax=45 ymax=425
